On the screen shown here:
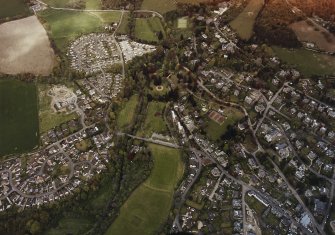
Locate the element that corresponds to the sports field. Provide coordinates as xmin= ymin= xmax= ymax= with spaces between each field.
xmin=141 ymin=0 xmax=176 ymax=14
xmin=230 ymin=0 xmax=264 ymax=40
xmin=135 ymin=17 xmax=165 ymax=42
xmin=272 ymin=46 xmax=335 ymax=76
xmin=105 ymin=144 xmax=184 ymax=235
xmin=0 ymin=0 xmax=30 ymax=19
xmin=38 ymin=9 xmax=103 ymax=51
xmin=117 ymin=94 xmax=139 ymax=129
xmin=205 ymin=108 xmax=244 ymax=141
xmin=0 ymin=80 xmax=39 ymax=157
xmin=138 ymin=101 xmax=167 ymax=137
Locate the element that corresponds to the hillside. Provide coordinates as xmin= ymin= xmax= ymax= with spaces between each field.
xmin=289 ymin=0 xmax=335 ymax=21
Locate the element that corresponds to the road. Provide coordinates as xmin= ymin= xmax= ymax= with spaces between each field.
xmin=36 ymin=0 xmax=164 ymax=19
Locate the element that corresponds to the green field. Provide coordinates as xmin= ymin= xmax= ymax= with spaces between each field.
xmin=272 ymin=46 xmax=335 ymax=76
xmin=46 ymin=217 xmax=93 ymax=235
xmin=135 ymin=17 xmax=165 ymax=42
xmin=38 ymin=9 xmax=104 ymax=51
xmin=43 ymin=0 xmax=72 ymax=8
xmin=0 ymin=80 xmax=39 ymax=157
xmin=105 ymin=144 xmax=183 ymax=235
xmin=141 ymin=0 xmax=176 ymax=14
xmin=138 ymin=101 xmax=167 ymax=137
xmin=0 ymin=0 xmax=30 ymax=19
xmin=85 ymin=0 xmax=101 ymax=9
xmin=117 ymin=94 xmax=139 ymax=129
xmin=116 ymin=12 xmax=130 ymax=34
xmin=205 ymin=108 xmax=244 ymax=141
xmin=38 ymin=84 xmax=78 ymax=133
xmin=230 ymin=0 xmax=264 ymax=40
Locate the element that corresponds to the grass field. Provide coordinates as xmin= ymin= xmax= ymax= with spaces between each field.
xmin=117 ymin=94 xmax=139 ymax=129
xmin=105 ymin=144 xmax=183 ymax=235
xmin=38 ymin=84 xmax=78 ymax=133
xmin=116 ymin=12 xmax=130 ymax=34
xmin=230 ymin=0 xmax=264 ymax=40
xmin=85 ymin=0 xmax=102 ymax=9
xmin=0 ymin=80 xmax=39 ymax=157
xmin=141 ymin=0 xmax=176 ymax=14
xmin=46 ymin=217 xmax=93 ymax=235
xmin=0 ymin=0 xmax=30 ymax=19
xmin=135 ymin=17 xmax=165 ymax=42
xmin=205 ymin=108 xmax=244 ymax=141
xmin=92 ymin=11 xmax=122 ymax=24
xmin=43 ymin=0 xmax=72 ymax=8
xmin=38 ymin=9 xmax=103 ymax=51
xmin=272 ymin=46 xmax=335 ymax=76
xmin=138 ymin=102 xmax=167 ymax=137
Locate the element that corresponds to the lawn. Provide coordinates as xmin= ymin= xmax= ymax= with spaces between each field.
xmin=141 ymin=0 xmax=176 ymax=14
xmin=0 ymin=80 xmax=39 ymax=157
xmin=38 ymin=9 xmax=103 ymax=51
xmin=38 ymin=84 xmax=78 ymax=133
xmin=116 ymin=12 xmax=130 ymax=35
xmin=272 ymin=46 xmax=335 ymax=76
xmin=0 ymin=0 xmax=30 ymax=19
xmin=135 ymin=17 xmax=165 ymax=42
xmin=229 ymin=0 xmax=264 ymax=40
xmin=205 ymin=108 xmax=244 ymax=141
xmin=105 ymin=144 xmax=183 ymax=235
xmin=46 ymin=217 xmax=93 ymax=235
xmin=92 ymin=11 xmax=122 ymax=24
xmin=43 ymin=0 xmax=72 ymax=8
xmin=138 ymin=101 xmax=167 ymax=137
xmin=117 ymin=94 xmax=139 ymax=129
xmin=85 ymin=0 xmax=102 ymax=9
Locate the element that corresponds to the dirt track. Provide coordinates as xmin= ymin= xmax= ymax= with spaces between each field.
xmin=0 ymin=16 xmax=56 ymax=75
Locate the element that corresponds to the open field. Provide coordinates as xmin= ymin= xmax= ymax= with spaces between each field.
xmin=0 ymin=16 xmax=56 ymax=75
xmin=290 ymin=20 xmax=335 ymax=53
xmin=38 ymin=9 xmax=103 ymax=51
xmin=117 ymin=94 xmax=139 ymax=129
xmin=43 ymin=0 xmax=83 ymax=8
xmin=105 ymin=144 xmax=183 ymax=235
xmin=116 ymin=12 xmax=130 ymax=34
xmin=205 ymin=108 xmax=244 ymax=141
xmin=141 ymin=0 xmax=176 ymax=14
xmin=138 ymin=102 xmax=167 ymax=137
xmin=272 ymin=46 xmax=335 ymax=76
xmin=46 ymin=217 xmax=93 ymax=235
xmin=230 ymin=0 xmax=264 ymax=40
xmin=0 ymin=0 xmax=30 ymax=19
xmin=86 ymin=0 xmax=102 ymax=9
xmin=0 ymin=80 xmax=39 ymax=157
xmin=92 ymin=11 xmax=122 ymax=24
xmin=135 ymin=17 xmax=165 ymax=42
xmin=38 ymin=84 xmax=78 ymax=134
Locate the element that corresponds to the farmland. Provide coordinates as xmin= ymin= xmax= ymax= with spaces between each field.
xmin=135 ymin=17 xmax=165 ymax=42
xmin=272 ymin=46 xmax=335 ymax=76
xmin=0 ymin=0 xmax=30 ymax=19
xmin=290 ymin=20 xmax=335 ymax=53
xmin=141 ymin=0 xmax=176 ymax=14
xmin=0 ymin=16 xmax=56 ymax=75
xmin=230 ymin=0 xmax=264 ymax=40
xmin=38 ymin=9 xmax=104 ymax=51
xmin=105 ymin=144 xmax=183 ymax=235
xmin=0 ymin=80 xmax=39 ymax=157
